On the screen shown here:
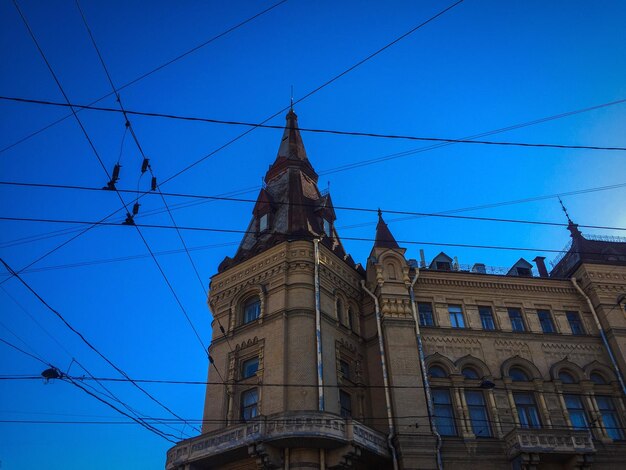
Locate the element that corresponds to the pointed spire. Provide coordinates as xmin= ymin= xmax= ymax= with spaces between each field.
xmin=374 ymin=209 xmax=400 ymax=249
xmin=559 ymin=197 xmax=583 ymax=239
xmin=277 ymin=109 xmax=308 ymax=161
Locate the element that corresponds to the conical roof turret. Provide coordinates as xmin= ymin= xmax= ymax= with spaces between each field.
xmin=374 ymin=210 xmax=400 ymax=249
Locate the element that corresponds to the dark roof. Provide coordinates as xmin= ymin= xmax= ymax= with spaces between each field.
xmin=550 ymin=222 xmax=626 ymax=278
xmin=218 ymin=110 xmax=353 ymax=273
xmin=374 ymin=210 xmax=400 ymax=250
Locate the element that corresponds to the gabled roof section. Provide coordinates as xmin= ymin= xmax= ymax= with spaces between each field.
xmin=374 ymin=210 xmax=400 ymax=249
xmin=506 ymin=258 xmax=533 ymax=276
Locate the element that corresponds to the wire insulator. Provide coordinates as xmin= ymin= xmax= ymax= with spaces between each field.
xmin=141 ymin=158 xmax=149 ymax=174
xmin=151 ymin=176 xmax=157 ymax=191
xmin=123 ymin=212 xmax=135 ymax=225
xmin=132 ymin=202 xmax=140 ymax=216
xmin=209 ymin=355 xmax=215 ymax=365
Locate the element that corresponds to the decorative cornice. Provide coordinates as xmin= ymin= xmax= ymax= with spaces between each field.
xmin=417 ymin=274 xmax=576 ymax=295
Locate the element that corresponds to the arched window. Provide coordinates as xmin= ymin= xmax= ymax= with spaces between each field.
xmin=336 ymin=298 xmax=344 ymax=325
xmin=462 ymin=367 xmax=480 ymax=380
xmin=558 ymin=371 xmax=577 ymax=384
xmin=590 ymin=372 xmax=607 ymax=385
xmin=509 ymin=367 xmax=530 ymax=382
xmin=387 ymin=263 xmax=397 ymax=280
xmin=429 ymin=365 xmax=448 ymax=378
xmin=243 ymin=296 xmax=261 ymax=324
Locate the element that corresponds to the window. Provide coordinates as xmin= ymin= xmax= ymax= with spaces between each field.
xmin=514 ymin=392 xmax=541 ymax=428
xmin=508 ymin=308 xmax=526 ymax=332
xmin=339 ymin=390 xmax=352 ymax=418
xmin=418 ymin=303 xmax=434 ymax=327
xmin=465 ymin=390 xmax=491 ymax=437
xmin=567 ymin=312 xmax=585 ymax=335
xmin=337 ymin=298 xmax=344 ymax=325
xmin=347 ymin=307 xmax=354 ymax=331
xmin=241 ymin=388 xmax=259 ymax=421
xmin=429 ymin=365 xmax=448 ymax=378
xmin=433 ymin=389 xmax=457 ymax=436
xmin=564 ymin=394 xmax=588 ymax=430
xmin=339 ymin=360 xmax=350 ymax=380
xmin=323 ymin=218 xmax=332 ymax=236
xmin=590 ymin=373 xmax=607 ymax=385
xmin=597 ymin=396 xmax=624 ymax=440
xmin=243 ymin=297 xmax=261 ymax=324
xmin=558 ymin=371 xmax=576 ymax=384
xmin=436 ymin=261 xmax=451 ymax=271
xmin=448 ymin=305 xmax=465 ymax=328
xmin=259 ymin=213 xmax=269 ymax=232
xmin=537 ymin=310 xmax=555 ymax=333
xmin=241 ymin=357 xmax=259 ymax=379
xmin=516 ymin=267 xmax=532 ymax=277
xmin=479 ymin=306 xmax=495 ymax=330
xmin=509 ymin=367 xmax=530 ymax=382
xmin=462 ymin=367 xmax=480 ymax=380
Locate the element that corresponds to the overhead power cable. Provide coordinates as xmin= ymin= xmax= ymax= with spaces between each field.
xmin=13 ymin=0 xmax=210 ymax=365
xmin=74 ymin=0 xmax=234 ymax=358
xmin=2 ymin=216 xmax=623 ymax=257
xmin=0 ymin=257 xmax=199 ymax=434
xmin=5 ymin=96 xmax=626 ymax=153
xmin=2 ymin=180 xmax=625 ymax=232
xmin=0 ymin=0 xmax=289 ymax=155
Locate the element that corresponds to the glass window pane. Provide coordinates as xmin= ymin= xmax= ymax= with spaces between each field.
xmin=466 ymin=391 xmax=491 ymax=437
xmin=241 ymin=389 xmax=259 ymax=421
xmin=538 ymin=310 xmax=555 ymax=333
xmin=564 ymin=395 xmax=588 ymax=430
xmin=241 ymin=357 xmax=259 ymax=379
xmin=514 ymin=392 xmax=541 ymax=428
xmin=558 ymin=371 xmax=576 ymax=383
xmin=567 ymin=312 xmax=585 ymax=335
xmin=597 ymin=396 xmax=624 ymax=440
xmin=433 ymin=390 xmax=456 ymax=436
xmin=462 ymin=368 xmax=480 ymax=380
xmin=509 ymin=367 xmax=530 ymax=382
xmin=429 ymin=366 xmax=448 ymax=378
xmin=449 ymin=305 xmax=465 ymax=328
xmin=418 ymin=303 xmax=434 ymax=326
xmin=508 ymin=308 xmax=525 ymax=332
xmin=590 ymin=373 xmax=607 ymax=385
xmin=244 ymin=298 xmax=261 ymax=324
xmin=479 ymin=306 xmax=495 ymax=330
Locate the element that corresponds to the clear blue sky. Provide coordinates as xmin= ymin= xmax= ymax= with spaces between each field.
xmin=1 ymin=1 xmax=625 ymax=468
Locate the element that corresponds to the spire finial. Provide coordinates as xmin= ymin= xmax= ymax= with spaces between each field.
xmin=290 ymin=85 xmax=294 ymax=111
xmin=378 ymin=208 xmax=383 ymax=219
xmin=558 ymin=197 xmax=573 ymax=225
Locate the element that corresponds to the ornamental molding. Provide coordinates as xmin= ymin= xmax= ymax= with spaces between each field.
xmin=417 ymin=275 xmax=575 ymax=295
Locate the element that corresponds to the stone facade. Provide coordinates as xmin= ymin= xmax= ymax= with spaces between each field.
xmin=166 ymin=112 xmax=626 ymax=470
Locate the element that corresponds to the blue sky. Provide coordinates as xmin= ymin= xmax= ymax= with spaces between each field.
xmin=1 ymin=1 xmax=625 ymax=468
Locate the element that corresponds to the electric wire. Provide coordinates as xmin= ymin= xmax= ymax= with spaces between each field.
xmin=6 ymin=96 xmax=626 ymax=153
xmin=0 ymin=257 xmax=200 ymax=434
xmin=0 ymin=336 xmax=51 ymax=367
xmin=0 ymin=0 xmax=290 ymax=155
xmin=2 ymin=180 xmax=625 ymax=232
xmin=13 ymin=0 xmax=210 ymax=367
xmin=3 ymin=216 xmax=624 ymax=257
xmin=74 ymin=0 xmax=234 ymax=358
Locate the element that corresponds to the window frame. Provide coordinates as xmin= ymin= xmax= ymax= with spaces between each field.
xmin=418 ymin=302 xmax=435 ymax=327
xmin=448 ymin=305 xmax=466 ymax=328
xmin=508 ymin=308 xmax=526 ymax=332
xmin=566 ymin=311 xmax=585 ymax=335
xmin=596 ymin=395 xmax=625 ymax=440
xmin=513 ymin=392 xmax=542 ymax=429
xmin=339 ymin=389 xmax=352 ymax=418
xmin=465 ymin=390 xmax=492 ymax=437
xmin=243 ymin=296 xmax=261 ymax=324
xmin=478 ymin=306 xmax=495 ymax=331
xmin=564 ymin=394 xmax=589 ymax=431
xmin=241 ymin=388 xmax=259 ymax=421
xmin=241 ymin=357 xmax=259 ymax=380
xmin=259 ymin=213 xmax=269 ymax=232
xmin=432 ymin=389 xmax=457 ymax=436
xmin=537 ymin=310 xmax=556 ymax=334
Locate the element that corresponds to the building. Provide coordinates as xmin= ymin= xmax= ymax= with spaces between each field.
xmin=166 ymin=110 xmax=626 ymax=469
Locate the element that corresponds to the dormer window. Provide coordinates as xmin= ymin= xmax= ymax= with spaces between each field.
xmin=516 ymin=267 xmax=531 ymax=277
xmin=259 ymin=213 xmax=269 ymax=232
xmin=323 ymin=218 xmax=332 ymax=236
xmin=436 ymin=261 xmax=451 ymax=271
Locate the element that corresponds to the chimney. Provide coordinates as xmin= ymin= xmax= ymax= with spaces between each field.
xmin=533 ymin=256 xmax=548 ymax=278
xmin=419 ymin=249 xmax=426 ymax=268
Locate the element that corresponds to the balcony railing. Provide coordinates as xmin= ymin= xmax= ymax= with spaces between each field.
xmin=166 ymin=411 xmax=389 ymax=469
xmin=504 ymin=428 xmax=595 ymax=459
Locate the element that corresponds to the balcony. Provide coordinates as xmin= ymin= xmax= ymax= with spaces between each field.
xmin=504 ymin=427 xmax=595 ymax=460
xmin=166 ymin=411 xmax=390 ymax=469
